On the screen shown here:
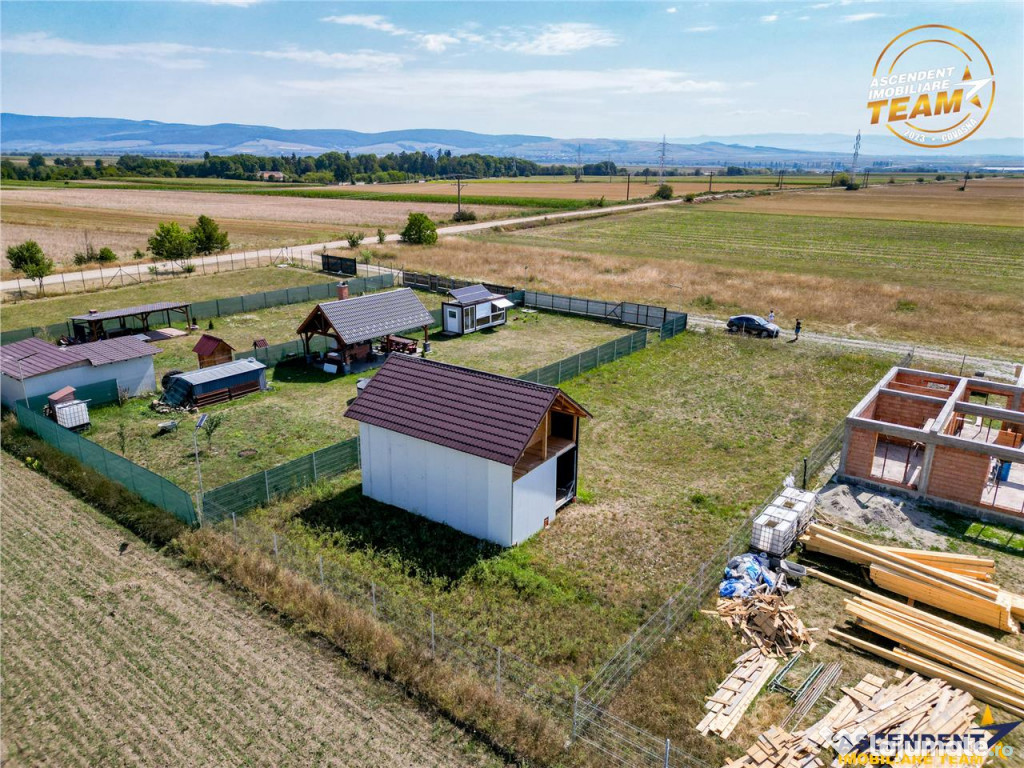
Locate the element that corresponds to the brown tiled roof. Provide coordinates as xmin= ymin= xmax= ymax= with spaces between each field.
xmin=192 ymin=334 xmax=233 ymax=356
xmin=344 ymin=355 xmax=588 ymax=465
xmin=298 ymin=288 xmax=433 ymax=345
xmin=69 ymin=301 xmax=191 ymax=322
xmin=0 ymin=337 xmax=160 ymax=380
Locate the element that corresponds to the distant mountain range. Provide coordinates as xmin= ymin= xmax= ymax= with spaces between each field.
xmin=2 ymin=114 xmax=1021 ymax=166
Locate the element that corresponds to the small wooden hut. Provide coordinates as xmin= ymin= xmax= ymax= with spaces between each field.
xmin=192 ymin=334 xmax=235 ymax=368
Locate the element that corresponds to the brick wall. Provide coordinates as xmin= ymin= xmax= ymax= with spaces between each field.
xmin=874 ymin=391 xmax=944 ymax=428
xmin=925 ymin=445 xmax=991 ymax=506
xmin=844 ymin=426 xmax=877 ymax=479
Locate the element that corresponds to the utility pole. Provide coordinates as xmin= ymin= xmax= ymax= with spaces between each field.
xmin=829 ymin=168 xmax=836 ymax=187
xmin=862 ymin=170 xmax=870 ymax=188
xmin=626 ymin=171 xmax=631 ymax=200
xmin=659 ymin=135 xmax=667 ymax=183
xmin=708 ymin=171 xmax=713 ymax=192
xmin=453 ymin=174 xmax=467 ymax=214
xmin=575 ymin=144 xmax=582 ymax=183
xmin=777 ymin=170 xmax=784 ymax=189
xmin=850 ymin=129 xmax=861 ymax=180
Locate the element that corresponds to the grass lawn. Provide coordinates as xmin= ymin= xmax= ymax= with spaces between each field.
xmin=1 ymin=264 xmax=334 ymax=330
xmin=85 ymin=308 xmax=630 ymax=491
xmin=180 ymin=330 xmax=899 ymax=683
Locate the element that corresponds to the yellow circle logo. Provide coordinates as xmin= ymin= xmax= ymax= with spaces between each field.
xmin=867 ymin=24 xmax=995 ymax=148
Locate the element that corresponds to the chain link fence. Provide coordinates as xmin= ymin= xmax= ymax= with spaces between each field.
xmin=14 ymin=402 xmax=197 ymax=526
xmin=523 ymin=290 xmax=687 ymax=330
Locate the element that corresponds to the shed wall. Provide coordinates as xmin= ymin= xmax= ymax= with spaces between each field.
xmin=1 ymin=358 xmax=156 ymax=409
xmin=512 ymin=455 xmax=557 ymax=545
xmin=359 ymin=423 xmax=514 ymax=546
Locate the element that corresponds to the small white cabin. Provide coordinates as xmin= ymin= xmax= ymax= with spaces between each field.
xmin=344 ymin=355 xmax=591 ymax=546
xmin=441 ymin=284 xmax=515 ymax=336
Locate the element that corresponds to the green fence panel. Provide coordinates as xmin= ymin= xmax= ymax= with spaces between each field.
xmin=242 ymin=292 xmax=268 ymax=312
xmin=190 ymin=298 xmax=218 ymax=319
xmin=267 ymin=454 xmax=316 ymax=498
xmin=24 ymin=377 xmax=121 ymax=412
xmin=0 ymin=327 xmax=36 ymax=345
xmin=14 ymin=403 xmax=197 ymax=526
xmin=203 ymin=474 xmax=270 ymax=523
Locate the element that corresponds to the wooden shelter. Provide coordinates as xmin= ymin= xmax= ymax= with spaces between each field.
xmin=295 ymin=288 xmax=434 ymax=370
xmin=192 ymin=334 xmax=235 ymax=368
xmin=70 ymin=301 xmax=193 ymax=342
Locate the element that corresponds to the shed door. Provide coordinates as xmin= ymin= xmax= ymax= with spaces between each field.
xmin=463 ymin=307 xmax=476 ymax=332
xmin=444 ymin=307 xmax=461 ymax=334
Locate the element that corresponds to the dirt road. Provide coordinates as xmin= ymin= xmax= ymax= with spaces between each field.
xmin=0 ymin=457 xmax=501 ymax=768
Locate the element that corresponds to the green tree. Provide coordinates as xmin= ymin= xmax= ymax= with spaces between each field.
xmin=97 ymin=247 xmax=118 ymax=262
xmin=7 ymin=240 xmax=54 ymax=295
xmin=400 ymin=213 xmax=438 ymax=245
xmin=148 ymin=222 xmax=196 ymax=270
xmin=189 ymin=215 xmax=230 ymax=256
xmin=652 ymin=183 xmax=674 ymax=200
xmin=202 ymin=413 xmax=224 ymax=451
xmin=27 ymin=153 xmax=46 ymax=170
xmin=346 ymin=231 xmax=365 ymax=248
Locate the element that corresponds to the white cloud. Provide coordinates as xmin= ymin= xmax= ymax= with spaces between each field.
xmin=198 ymin=0 xmax=263 ymax=6
xmin=418 ymin=33 xmax=460 ymax=53
xmin=284 ymin=68 xmax=733 ymax=103
xmin=666 ymin=7 xmax=678 ymax=13
xmin=686 ymin=25 xmax=718 ymax=33
xmin=841 ymin=12 xmax=885 ymax=21
xmin=761 ymin=14 xmax=779 ymax=23
xmin=0 ymin=32 xmax=216 ymax=69
xmin=259 ymin=48 xmax=405 ymax=70
xmin=494 ymin=23 xmax=619 ymax=56
xmin=321 ymin=15 xmax=410 ymax=36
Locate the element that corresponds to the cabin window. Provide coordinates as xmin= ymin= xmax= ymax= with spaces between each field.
xmin=447 ymin=309 xmax=457 ymax=319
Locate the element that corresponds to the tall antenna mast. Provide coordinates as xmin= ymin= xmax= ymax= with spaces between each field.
xmin=850 ymin=130 xmax=861 ymax=178
xmin=659 ymin=135 xmax=667 ymax=182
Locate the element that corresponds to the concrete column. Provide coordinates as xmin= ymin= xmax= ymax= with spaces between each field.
xmin=917 ymin=443 xmax=936 ymax=496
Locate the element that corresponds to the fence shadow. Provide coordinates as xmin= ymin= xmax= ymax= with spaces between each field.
xmin=298 ymin=483 xmax=505 ymax=584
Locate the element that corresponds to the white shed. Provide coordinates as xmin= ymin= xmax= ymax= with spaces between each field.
xmin=344 ymin=354 xmax=591 ymax=546
xmin=441 ymin=284 xmax=515 ymax=336
xmin=0 ymin=336 xmax=160 ymax=409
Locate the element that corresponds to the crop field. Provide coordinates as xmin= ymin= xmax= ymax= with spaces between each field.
xmin=1 ymin=265 xmax=335 ymax=329
xmin=701 ymin=177 xmax=1024 ymax=226
xmin=387 ymin=209 xmax=1022 ymax=354
xmin=85 ymin=307 xmax=629 ymax=490
xmin=0 ymin=457 xmax=501 ymax=768
xmin=0 ymin=187 xmax=516 ymax=269
xmin=197 ymin=332 xmax=896 ymax=681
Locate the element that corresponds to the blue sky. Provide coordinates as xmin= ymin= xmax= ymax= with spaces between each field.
xmin=1 ymin=1 xmax=1021 ymax=139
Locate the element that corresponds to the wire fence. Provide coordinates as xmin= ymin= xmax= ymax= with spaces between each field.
xmin=202 ymin=437 xmax=360 ymax=524
xmin=519 ymin=329 xmax=650 ymax=386
xmin=212 ymin=514 xmax=574 ymax=725
xmin=14 ymin=402 xmax=198 ymax=526
xmin=523 ymin=290 xmax=687 ymax=330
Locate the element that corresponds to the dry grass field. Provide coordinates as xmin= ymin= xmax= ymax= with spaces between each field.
xmin=0 ymin=457 xmax=501 ymax=768
xmin=0 ymin=188 xmax=515 ymax=268
xmin=702 ymin=177 xmax=1024 ymax=226
xmin=375 ymin=211 xmax=1022 ymax=355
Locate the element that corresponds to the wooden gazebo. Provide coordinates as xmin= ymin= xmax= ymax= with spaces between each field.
xmin=70 ymin=301 xmax=193 ymax=342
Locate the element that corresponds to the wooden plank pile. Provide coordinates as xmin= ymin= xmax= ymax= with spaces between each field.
xmin=722 ymin=726 xmax=822 ymax=768
xmin=709 ymin=594 xmax=816 ymax=656
xmin=801 ymin=524 xmax=1021 ymax=632
xmin=698 ymin=649 xmax=780 ymax=739
xmin=802 ymin=673 xmax=979 ymax=760
xmin=799 ymin=674 xmax=887 ymax=752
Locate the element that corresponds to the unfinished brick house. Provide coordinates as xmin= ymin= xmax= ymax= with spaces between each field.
xmin=838 ymin=367 xmax=1024 ymax=525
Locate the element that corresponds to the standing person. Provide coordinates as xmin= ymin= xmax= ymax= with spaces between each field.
xmin=768 ymin=309 xmax=775 ymax=324
xmin=794 ymin=319 xmax=802 ymax=341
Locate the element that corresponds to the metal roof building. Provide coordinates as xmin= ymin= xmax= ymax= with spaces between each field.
xmin=296 ymin=288 xmax=434 ymax=366
xmin=0 ymin=337 xmax=161 ymax=409
xmin=442 ymin=284 xmax=514 ymax=336
xmin=163 ymin=358 xmax=267 ymax=408
xmin=345 ymin=355 xmax=590 ymax=546
xmin=70 ymin=301 xmax=193 ymax=342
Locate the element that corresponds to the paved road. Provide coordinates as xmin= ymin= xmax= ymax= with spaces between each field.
xmin=0 ymin=197 xmax=685 ymax=293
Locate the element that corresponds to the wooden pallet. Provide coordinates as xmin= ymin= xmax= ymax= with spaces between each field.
xmin=707 ymin=594 xmax=816 ymax=657
xmin=698 ymin=649 xmax=779 ymax=740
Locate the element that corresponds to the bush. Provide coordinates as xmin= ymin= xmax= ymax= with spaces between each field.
xmin=833 ymin=173 xmax=851 ymax=187
xmin=916 ymin=177 xmax=925 ymax=183
xmin=844 ymin=182 xmax=861 ymax=191
xmin=652 ymin=184 xmax=674 ymax=200
xmin=132 ymin=249 xmax=146 ymax=260
xmin=73 ymin=252 xmax=90 ymax=266
xmin=346 ymin=231 xmax=365 ymax=248
xmin=376 ymin=227 xmax=386 ymax=244
xmin=97 ymin=247 xmax=118 ymax=262
xmin=684 ymin=192 xmax=698 ymax=202
xmin=400 ymin=213 xmax=438 ymax=245
xmin=935 ymin=174 xmax=947 ymax=181
xmin=181 ymin=263 xmax=197 ymax=274
xmin=451 ymin=209 xmax=477 ymax=222
xmin=895 ymin=299 xmax=917 ymax=312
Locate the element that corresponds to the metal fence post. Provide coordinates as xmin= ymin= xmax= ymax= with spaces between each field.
xmin=496 ymin=647 xmax=502 ymax=695
xmin=231 ymin=509 xmax=237 ymax=542
xmin=371 ymin=582 xmax=377 ymax=617
xmin=664 ymin=738 xmax=671 ymax=768
xmin=572 ymin=686 xmax=579 ymax=740
xmin=665 ymin=596 xmax=673 ymax=633
xmin=318 ymin=554 xmax=325 ymax=587
xmin=264 ymin=470 xmax=271 ymax=504
xmin=312 ymin=450 xmax=318 ymax=481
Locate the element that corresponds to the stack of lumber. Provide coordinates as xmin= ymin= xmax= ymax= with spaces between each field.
xmin=804 ymin=674 xmax=979 ymax=759
xmin=799 ymin=674 xmax=886 ymax=752
xmin=709 ymin=594 xmax=816 ymax=656
xmin=722 ymin=726 xmax=822 ymax=768
xmin=801 ymin=524 xmax=1021 ymax=632
xmin=882 ymin=546 xmax=995 ymax=581
xmin=698 ymin=649 xmax=779 ymax=739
